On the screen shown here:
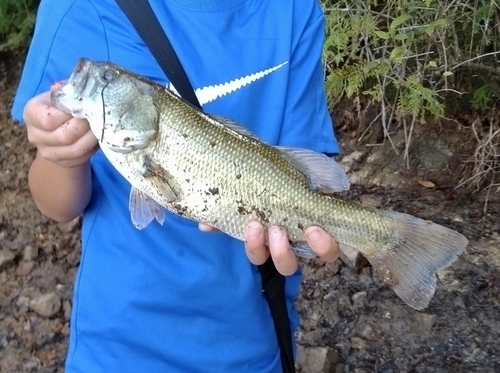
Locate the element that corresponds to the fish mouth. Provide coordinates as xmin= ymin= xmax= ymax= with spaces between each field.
xmin=51 ymin=58 xmax=97 ymax=118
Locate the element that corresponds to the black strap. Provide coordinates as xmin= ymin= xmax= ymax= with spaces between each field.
xmin=115 ymin=1 xmax=295 ymax=372
xmin=258 ymin=256 xmax=296 ymax=373
xmin=115 ymin=0 xmax=201 ymax=109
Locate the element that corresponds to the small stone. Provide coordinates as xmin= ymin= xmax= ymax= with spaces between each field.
xmin=359 ymin=324 xmax=375 ymax=340
xmin=30 ymin=293 xmax=61 ymax=318
xmin=340 ymin=245 xmax=365 ymax=270
xmin=63 ymin=300 xmax=72 ymax=320
xmin=297 ymin=346 xmax=338 ymax=373
xmin=392 ymin=346 xmax=404 ymax=356
xmin=16 ymin=261 xmax=35 ymax=276
xmin=16 ymin=296 xmax=30 ymax=314
xmin=23 ymin=245 xmax=38 ymax=261
xmin=465 ymin=348 xmax=487 ymax=362
xmin=59 ymin=217 xmax=81 ymax=233
xmin=352 ymin=291 xmax=367 ymax=303
xmin=301 ymin=329 xmax=324 ymax=345
xmin=23 ymin=360 xmax=39 ymax=372
xmin=350 ymin=337 xmax=368 ymax=350
xmin=0 ymin=249 xmax=16 ymax=270
xmin=1 ymin=334 xmax=8 ymax=348
xmin=359 ymin=194 xmax=382 ymax=208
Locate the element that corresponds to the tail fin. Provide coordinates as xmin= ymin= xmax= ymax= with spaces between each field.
xmin=367 ymin=211 xmax=468 ymax=310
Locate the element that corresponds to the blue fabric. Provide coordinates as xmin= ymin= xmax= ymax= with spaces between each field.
xmin=12 ymin=0 xmax=339 ymax=372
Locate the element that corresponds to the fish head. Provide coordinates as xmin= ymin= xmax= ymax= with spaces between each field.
xmin=51 ymin=58 xmax=159 ymax=153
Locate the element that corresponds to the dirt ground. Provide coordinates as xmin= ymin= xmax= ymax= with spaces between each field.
xmin=1 ymin=57 xmax=499 ymax=373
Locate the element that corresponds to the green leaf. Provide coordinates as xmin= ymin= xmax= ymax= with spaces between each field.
xmin=442 ymin=71 xmax=453 ymax=77
xmin=424 ymin=24 xmax=435 ymax=36
xmin=432 ymin=19 xmax=447 ymax=28
xmin=374 ymin=30 xmax=391 ymax=39
xmin=393 ymin=33 xmax=409 ymax=41
xmin=390 ymin=14 xmax=411 ymax=31
xmin=428 ymin=61 xmax=437 ymax=68
xmin=390 ymin=46 xmax=406 ymax=60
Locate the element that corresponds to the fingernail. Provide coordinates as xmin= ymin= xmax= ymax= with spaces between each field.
xmin=306 ymin=228 xmax=322 ymax=243
xmin=246 ymin=223 xmax=262 ymax=240
xmin=269 ymin=227 xmax=284 ymax=243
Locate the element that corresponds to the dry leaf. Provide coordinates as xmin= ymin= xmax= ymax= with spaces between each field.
xmin=419 ymin=180 xmax=436 ymax=188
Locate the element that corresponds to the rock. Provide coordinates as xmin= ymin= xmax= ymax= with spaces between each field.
xmin=339 ymin=244 xmax=366 ymax=270
xmin=22 ymin=245 xmax=38 ymax=261
xmin=350 ymin=337 xmax=369 ymax=350
xmin=22 ymin=360 xmax=39 ymax=372
xmin=16 ymin=296 xmax=30 ymax=314
xmin=352 ymin=291 xmax=367 ymax=303
xmin=0 ymin=249 xmax=16 ymax=270
xmin=63 ymin=300 xmax=72 ymax=320
xmin=359 ymin=194 xmax=383 ymax=208
xmin=339 ymin=150 xmax=363 ymax=172
xmin=1 ymin=334 xmax=8 ymax=348
xmin=297 ymin=346 xmax=338 ymax=373
xmin=59 ymin=217 xmax=81 ymax=233
xmin=359 ymin=324 xmax=376 ymax=340
xmin=16 ymin=261 xmax=35 ymax=276
xmin=29 ymin=293 xmax=61 ymax=318
xmin=465 ymin=348 xmax=487 ymax=362
xmin=301 ymin=329 xmax=325 ymax=345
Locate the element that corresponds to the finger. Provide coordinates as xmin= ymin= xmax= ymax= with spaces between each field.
xmin=198 ymin=223 xmax=219 ymax=232
xmin=24 ymin=92 xmax=73 ymax=132
xmin=268 ymin=226 xmax=298 ymax=276
xmin=304 ymin=226 xmax=340 ymax=262
xmin=38 ymin=129 xmax=99 ymax=167
xmin=27 ymin=116 xmax=91 ymax=148
xmin=244 ymin=221 xmax=268 ymax=265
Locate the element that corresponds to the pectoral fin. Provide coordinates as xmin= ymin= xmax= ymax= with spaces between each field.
xmin=129 ymin=187 xmax=165 ymax=229
xmin=142 ymin=155 xmax=183 ymax=202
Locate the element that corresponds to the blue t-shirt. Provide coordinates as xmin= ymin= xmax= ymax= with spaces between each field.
xmin=12 ymin=0 xmax=339 ymax=372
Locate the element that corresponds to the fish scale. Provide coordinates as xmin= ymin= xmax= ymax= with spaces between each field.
xmin=52 ymin=58 xmax=468 ymax=310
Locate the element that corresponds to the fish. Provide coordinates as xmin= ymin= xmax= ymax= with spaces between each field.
xmin=51 ymin=58 xmax=468 ymax=310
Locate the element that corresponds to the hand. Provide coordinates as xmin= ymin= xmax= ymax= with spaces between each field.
xmin=24 ymin=81 xmax=98 ymax=168
xmin=199 ymin=222 xmax=340 ymax=276
xmin=244 ymin=222 xmax=340 ymax=275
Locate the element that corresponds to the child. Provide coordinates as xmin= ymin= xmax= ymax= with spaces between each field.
xmin=13 ymin=0 xmax=340 ymax=371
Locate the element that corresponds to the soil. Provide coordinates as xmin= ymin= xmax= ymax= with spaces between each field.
xmin=1 ymin=57 xmax=499 ymax=373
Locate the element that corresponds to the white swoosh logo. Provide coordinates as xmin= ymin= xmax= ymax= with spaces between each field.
xmin=169 ymin=61 xmax=288 ymax=106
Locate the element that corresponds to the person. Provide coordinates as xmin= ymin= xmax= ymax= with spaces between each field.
xmin=12 ymin=0 xmax=341 ymax=372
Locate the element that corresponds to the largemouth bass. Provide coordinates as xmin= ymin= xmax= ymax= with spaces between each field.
xmin=52 ymin=58 xmax=468 ymax=310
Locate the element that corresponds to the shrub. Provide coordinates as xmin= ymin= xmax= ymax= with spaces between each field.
xmin=322 ymin=0 xmax=500 ymax=193
xmin=0 ymin=0 xmax=39 ymax=53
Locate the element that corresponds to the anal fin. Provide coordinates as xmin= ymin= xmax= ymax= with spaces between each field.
xmin=290 ymin=242 xmax=317 ymax=259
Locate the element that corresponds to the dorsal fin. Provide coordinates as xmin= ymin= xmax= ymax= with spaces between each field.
xmin=276 ymin=146 xmax=350 ymax=193
xmin=210 ymin=114 xmax=261 ymax=140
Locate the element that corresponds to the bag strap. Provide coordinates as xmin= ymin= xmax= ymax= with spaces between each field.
xmin=115 ymin=1 xmax=296 ymax=372
xmin=258 ymin=256 xmax=296 ymax=373
xmin=115 ymin=0 xmax=201 ymax=109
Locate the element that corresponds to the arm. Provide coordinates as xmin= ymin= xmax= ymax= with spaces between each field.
xmin=24 ymin=83 xmax=98 ymax=222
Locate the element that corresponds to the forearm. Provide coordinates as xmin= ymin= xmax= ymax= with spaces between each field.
xmin=28 ymin=152 xmax=92 ymax=222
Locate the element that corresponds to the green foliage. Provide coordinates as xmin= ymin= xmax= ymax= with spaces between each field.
xmin=322 ymin=0 xmax=500 ymax=119
xmin=322 ymin=0 xmax=500 ymax=192
xmin=0 ymin=0 xmax=39 ymax=53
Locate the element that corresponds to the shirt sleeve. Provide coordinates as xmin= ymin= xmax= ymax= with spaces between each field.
xmin=279 ymin=1 xmax=339 ymax=156
xmin=11 ymin=0 xmax=110 ymax=122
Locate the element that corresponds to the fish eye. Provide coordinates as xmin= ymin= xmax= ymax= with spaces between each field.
xmin=102 ymin=70 xmax=116 ymax=83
